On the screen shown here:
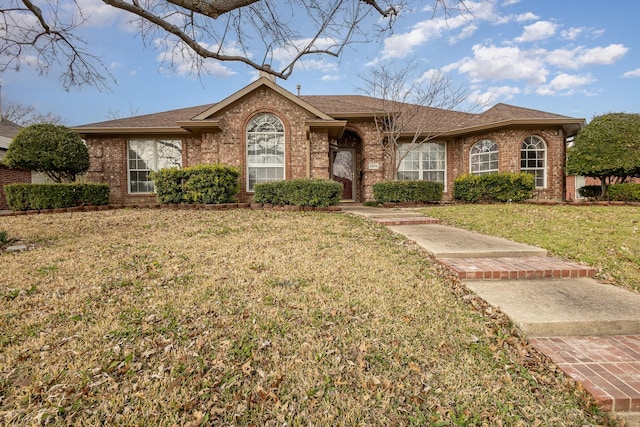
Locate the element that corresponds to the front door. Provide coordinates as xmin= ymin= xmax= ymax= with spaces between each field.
xmin=331 ymin=149 xmax=355 ymax=200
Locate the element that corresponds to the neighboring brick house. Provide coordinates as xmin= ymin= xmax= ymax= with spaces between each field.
xmin=74 ymin=77 xmax=585 ymax=204
xmin=0 ymin=118 xmax=30 ymax=210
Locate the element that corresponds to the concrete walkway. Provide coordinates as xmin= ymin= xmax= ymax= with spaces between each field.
xmin=342 ymin=205 xmax=640 ymax=424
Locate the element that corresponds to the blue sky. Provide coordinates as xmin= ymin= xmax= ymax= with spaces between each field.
xmin=2 ymin=0 xmax=639 ymax=126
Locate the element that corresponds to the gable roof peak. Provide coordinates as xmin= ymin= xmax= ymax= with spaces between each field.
xmin=192 ymin=76 xmax=333 ymax=121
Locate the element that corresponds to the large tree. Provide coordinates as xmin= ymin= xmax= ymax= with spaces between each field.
xmin=357 ymin=59 xmax=470 ymax=180
xmin=566 ymin=113 xmax=640 ymax=198
xmin=0 ymin=0 xmax=465 ymax=90
xmin=4 ymin=123 xmax=89 ymax=182
xmin=1 ymin=100 xmax=65 ymax=126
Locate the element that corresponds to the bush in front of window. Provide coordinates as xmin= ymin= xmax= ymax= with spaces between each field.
xmin=482 ymin=172 xmax=535 ymax=202
xmin=453 ymin=172 xmax=534 ymax=203
xmin=373 ymin=180 xmax=444 ymax=204
xmin=150 ymin=164 xmax=240 ymax=204
xmin=452 ymin=174 xmax=483 ymax=203
xmin=253 ymin=179 xmax=342 ymax=207
xmin=4 ymin=183 xmax=109 ymax=211
xmin=577 ymin=185 xmax=602 ymax=200
xmin=607 ymin=183 xmax=640 ymax=202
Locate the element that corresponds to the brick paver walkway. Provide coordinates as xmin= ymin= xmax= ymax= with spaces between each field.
xmin=371 ymin=217 xmax=441 ymax=226
xmin=530 ymin=336 xmax=640 ymax=413
xmin=439 ymin=256 xmax=597 ymax=280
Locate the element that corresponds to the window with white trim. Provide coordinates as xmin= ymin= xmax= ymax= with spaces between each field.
xmin=521 ymin=135 xmax=547 ymax=188
xmin=128 ymin=139 xmax=182 ymax=193
xmin=397 ymin=142 xmax=446 ymax=186
xmin=470 ymin=140 xmax=498 ymax=175
xmin=247 ymin=113 xmax=285 ymax=191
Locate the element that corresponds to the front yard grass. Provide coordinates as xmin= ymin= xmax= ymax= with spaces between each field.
xmin=0 ymin=209 xmax=613 ymax=426
xmin=422 ymin=204 xmax=640 ymax=292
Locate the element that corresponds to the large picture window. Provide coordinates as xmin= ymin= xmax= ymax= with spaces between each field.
xmin=521 ymin=135 xmax=547 ymax=188
xmin=128 ymin=139 xmax=182 ymax=193
xmin=247 ymin=113 xmax=285 ymax=191
xmin=470 ymin=140 xmax=498 ymax=175
xmin=397 ymin=142 xmax=446 ymax=186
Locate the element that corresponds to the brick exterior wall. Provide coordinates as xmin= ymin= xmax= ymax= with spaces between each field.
xmin=84 ymin=86 xmax=570 ymax=204
xmin=450 ymin=128 xmax=566 ymax=201
xmin=0 ymin=166 xmax=31 ymax=209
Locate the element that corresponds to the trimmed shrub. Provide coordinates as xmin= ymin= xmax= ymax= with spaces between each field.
xmin=149 ymin=168 xmax=187 ymax=204
xmin=4 ymin=124 xmax=89 ymax=182
xmin=150 ymin=164 xmax=240 ymax=204
xmin=452 ymin=174 xmax=483 ymax=203
xmin=453 ymin=172 xmax=535 ymax=203
xmin=607 ymin=183 xmax=640 ymax=202
xmin=577 ymin=185 xmax=602 ymax=200
xmin=4 ymin=183 xmax=110 ymax=211
xmin=373 ymin=180 xmax=444 ymax=204
xmin=254 ymin=179 xmax=342 ymax=207
xmin=482 ymin=172 xmax=535 ymax=202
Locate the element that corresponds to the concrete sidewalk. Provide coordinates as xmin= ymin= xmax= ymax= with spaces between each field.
xmin=342 ymin=205 xmax=640 ymax=424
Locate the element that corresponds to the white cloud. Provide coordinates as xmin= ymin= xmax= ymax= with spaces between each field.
xmin=547 ymin=44 xmax=629 ymax=69
xmin=154 ymin=39 xmax=236 ymax=78
xmin=270 ymin=37 xmax=340 ymax=67
xmin=321 ymin=75 xmax=341 ymax=82
xmin=383 ymin=0 xmax=505 ymax=58
xmin=623 ymin=68 xmax=640 ymax=78
xmin=468 ymin=85 xmax=522 ymax=108
xmin=71 ymin=0 xmax=129 ymax=29
xmin=514 ymin=21 xmax=558 ymax=43
xmin=449 ymin=24 xmax=478 ymax=44
xmin=450 ymin=44 xmax=549 ymax=85
xmin=536 ymin=73 xmax=595 ymax=95
xmin=516 ymin=12 xmax=538 ymax=22
xmin=382 ymin=16 xmax=455 ymax=58
xmin=561 ymin=27 xmax=584 ymax=40
xmin=296 ymin=59 xmax=339 ymax=74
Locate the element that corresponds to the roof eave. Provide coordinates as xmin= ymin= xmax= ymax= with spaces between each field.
xmin=175 ymin=119 xmax=222 ymax=132
xmin=73 ymin=126 xmax=191 ymax=136
xmin=305 ymin=119 xmax=348 ymax=139
xmin=439 ymin=118 xmax=586 ymax=138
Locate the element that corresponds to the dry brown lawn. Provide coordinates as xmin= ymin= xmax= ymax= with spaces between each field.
xmin=0 ymin=209 xmax=613 ymax=426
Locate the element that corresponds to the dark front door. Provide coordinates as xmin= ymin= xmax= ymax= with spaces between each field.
xmin=331 ymin=149 xmax=354 ymax=200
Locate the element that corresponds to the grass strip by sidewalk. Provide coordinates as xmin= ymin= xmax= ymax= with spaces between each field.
xmin=422 ymin=204 xmax=640 ymax=292
xmin=0 ymin=209 xmax=613 ymax=426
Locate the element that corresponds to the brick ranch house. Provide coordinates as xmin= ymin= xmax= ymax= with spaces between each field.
xmin=74 ymin=76 xmax=585 ymax=204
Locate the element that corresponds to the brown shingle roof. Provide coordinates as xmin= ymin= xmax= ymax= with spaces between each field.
xmin=0 ymin=118 xmax=22 ymax=138
xmin=74 ymin=103 xmax=216 ymax=129
xmin=73 ymin=83 xmax=583 ymax=135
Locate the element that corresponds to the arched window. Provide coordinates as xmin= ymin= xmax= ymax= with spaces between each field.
xmin=470 ymin=140 xmax=498 ymax=175
xmin=521 ymin=135 xmax=547 ymax=188
xmin=246 ymin=113 xmax=285 ymax=191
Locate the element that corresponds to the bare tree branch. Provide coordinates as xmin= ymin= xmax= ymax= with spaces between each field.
xmin=164 ymin=0 xmax=259 ymax=18
xmin=1 ymin=99 xmax=65 ymax=125
xmin=357 ymin=59 xmax=470 ymax=180
xmin=0 ymin=0 xmax=466 ymax=89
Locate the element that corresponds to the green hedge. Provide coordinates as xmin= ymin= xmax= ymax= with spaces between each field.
xmin=4 ymin=183 xmax=110 ymax=211
xmin=607 ymin=183 xmax=640 ymax=202
xmin=452 ymin=174 xmax=483 ymax=203
xmin=373 ymin=180 xmax=444 ymax=204
xmin=453 ymin=172 xmax=535 ymax=203
xmin=577 ymin=185 xmax=602 ymax=199
xmin=253 ymin=179 xmax=342 ymax=207
xmin=150 ymin=164 xmax=240 ymax=204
